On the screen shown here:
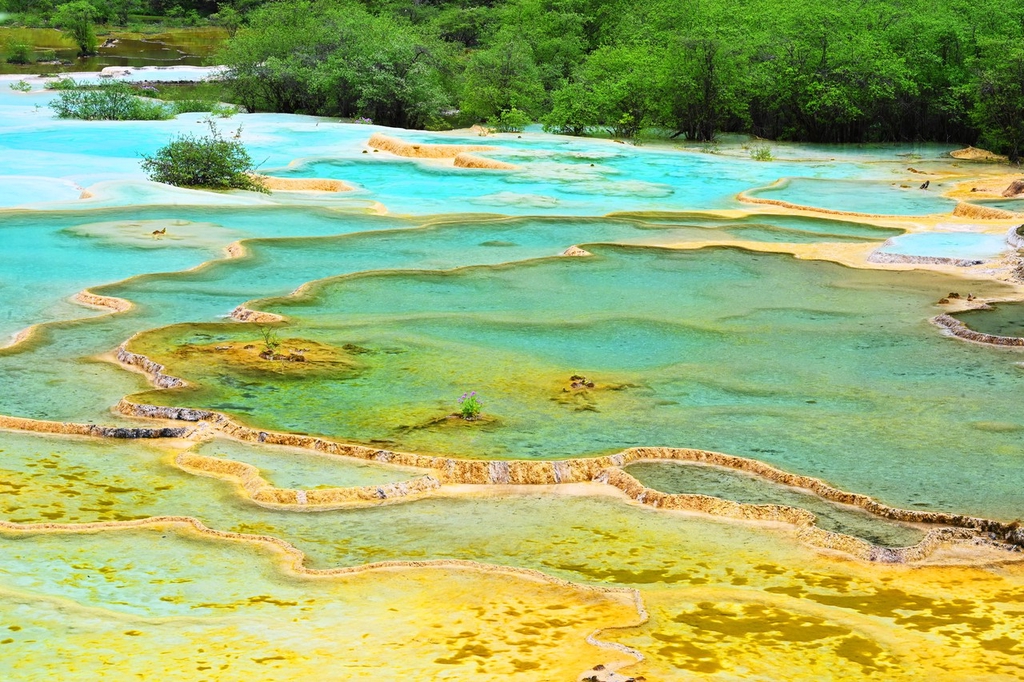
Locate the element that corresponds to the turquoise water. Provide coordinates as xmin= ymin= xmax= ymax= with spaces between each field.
xmin=877 ymin=232 xmax=1009 ymax=260
xmin=0 ymin=75 xmax=953 ymax=216
xmin=748 ymin=178 xmax=957 ymax=215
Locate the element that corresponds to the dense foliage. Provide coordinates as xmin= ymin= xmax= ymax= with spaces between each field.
xmin=51 ymin=0 xmax=99 ymax=54
xmin=48 ymin=79 xmax=239 ymax=118
xmin=5 ymin=0 xmax=1024 ymax=157
xmin=140 ymin=121 xmax=268 ymax=192
xmin=50 ymin=80 xmax=173 ymax=119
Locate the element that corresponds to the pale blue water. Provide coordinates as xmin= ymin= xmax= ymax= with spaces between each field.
xmin=970 ymin=198 xmax=1024 ymax=213
xmin=877 ymin=232 xmax=1009 ymax=260
xmin=748 ymin=178 xmax=957 ymax=215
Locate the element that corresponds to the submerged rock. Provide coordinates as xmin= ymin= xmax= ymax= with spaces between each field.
xmin=561 ymin=245 xmax=593 ymax=257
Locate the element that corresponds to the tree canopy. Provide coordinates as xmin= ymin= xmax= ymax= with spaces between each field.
xmin=7 ymin=0 xmax=1024 ymax=156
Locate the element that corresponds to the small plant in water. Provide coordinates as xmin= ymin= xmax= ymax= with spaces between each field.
xmin=458 ymin=391 xmax=483 ymax=420
xmin=9 ymin=80 xmax=31 ymax=93
xmin=750 ymin=144 xmax=774 ymax=161
xmin=256 ymin=325 xmax=281 ymax=358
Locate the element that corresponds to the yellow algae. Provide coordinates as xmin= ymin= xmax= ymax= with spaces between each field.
xmin=0 ymin=525 xmax=641 ymax=681
xmin=0 ymin=426 xmax=1023 ymax=679
xmin=609 ymin=560 xmax=1024 ymax=681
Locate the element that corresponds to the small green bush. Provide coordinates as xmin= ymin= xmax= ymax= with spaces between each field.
xmin=172 ymin=99 xmax=239 ymax=117
xmin=457 ymin=391 xmax=483 ymax=420
xmin=487 ymin=107 xmax=530 ymax=133
xmin=5 ymin=41 xmax=32 ymax=65
xmin=50 ymin=82 xmax=173 ymax=120
xmin=9 ymin=80 xmax=32 ymax=93
xmin=52 ymin=0 xmax=99 ymax=56
xmin=750 ymin=144 xmax=774 ymax=161
xmin=45 ymin=77 xmax=79 ymax=90
xmin=140 ymin=121 xmax=269 ymax=193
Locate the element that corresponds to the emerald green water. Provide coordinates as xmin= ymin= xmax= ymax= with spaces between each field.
xmin=954 ymin=303 xmax=1024 ymax=337
xmin=625 ymin=462 xmax=925 ymax=547
xmin=127 ymin=245 xmax=1023 ymax=520
xmin=0 ymin=211 xmax=897 ymax=421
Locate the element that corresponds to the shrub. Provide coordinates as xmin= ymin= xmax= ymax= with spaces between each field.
xmin=140 ymin=121 xmax=269 ymax=193
xmin=45 ymin=77 xmax=79 ymax=90
xmin=487 ymin=107 xmax=530 ymax=133
xmin=52 ymin=1 xmax=100 ymax=56
xmin=50 ymin=82 xmax=173 ymax=120
xmin=172 ymin=99 xmax=239 ymax=117
xmin=9 ymin=80 xmax=32 ymax=93
xmin=5 ymin=41 xmax=32 ymax=65
xmin=749 ymin=144 xmax=773 ymax=161
xmin=457 ymin=391 xmax=483 ymax=420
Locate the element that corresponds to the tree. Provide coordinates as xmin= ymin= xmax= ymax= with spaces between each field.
xmin=460 ymin=31 xmax=545 ymax=120
xmin=210 ymin=6 xmax=242 ymax=36
xmin=52 ymin=1 xmax=99 ymax=56
xmin=219 ymin=0 xmax=454 ymax=127
xmin=564 ymin=44 xmax=659 ymax=139
xmin=972 ymin=41 xmax=1024 ymax=161
xmin=658 ymin=29 xmax=745 ymax=141
xmin=140 ymin=120 xmax=269 ymax=192
xmin=96 ymin=0 xmax=142 ymax=25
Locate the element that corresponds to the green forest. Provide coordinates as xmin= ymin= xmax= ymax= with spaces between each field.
xmin=5 ymin=0 xmax=1024 ymax=158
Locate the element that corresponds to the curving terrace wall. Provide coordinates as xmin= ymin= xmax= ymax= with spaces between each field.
xmin=933 ymin=313 xmax=1024 ymax=347
xmin=109 ymin=389 xmax=1024 ymax=559
xmin=367 ymin=133 xmax=495 ymax=159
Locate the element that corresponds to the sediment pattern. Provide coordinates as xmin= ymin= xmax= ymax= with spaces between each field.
xmin=1007 ymin=224 xmax=1024 ymax=249
xmin=368 ymin=133 xmax=495 ymax=159
xmin=737 ymin=182 xmax=921 ymax=219
xmin=176 ymin=449 xmax=441 ymax=509
xmin=74 ymin=288 xmax=133 ymax=313
xmin=867 ymin=251 xmax=985 ymax=267
xmin=116 ymin=344 xmax=185 ymax=388
xmin=932 ymin=313 xmax=1024 ymax=347
xmin=0 ymin=513 xmax=648 ymax=669
xmin=0 ymin=413 xmax=189 ymax=438
xmin=950 ymin=146 xmax=1009 ymax=162
xmin=952 ymin=202 xmax=1017 ymax=220
xmin=102 ymin=306 xmax=1024 ymax=562
xmin=4 ymin=288 xmax=134 ymax=351
xmin=105 ymin=386 xmax=1024 ymax=560
xmin=452 ymin=152 xmax=518 ymax=170
xmin=254 ymin=175 xmax=353 ymax=192
xmin=229 ymin=304 xmax=285 ymax=323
